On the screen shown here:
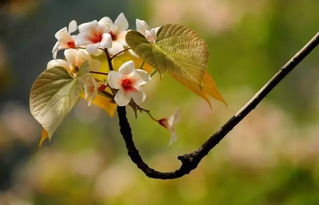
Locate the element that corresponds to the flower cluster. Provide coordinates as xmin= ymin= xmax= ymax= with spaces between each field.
xmin=44 ymin=13 xmax=180 ymax=144
xmin=49 ymin=13 xmax=159 ymax=106
xmin=52 ymin=13 xmax=128 ymax=57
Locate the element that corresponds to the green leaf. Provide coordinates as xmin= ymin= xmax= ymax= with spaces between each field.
xmin=29 ymin=66 xmax=84 ymax=141
xmin=126 ymin=24 xmax=226 ymax=105
xmin=126 ymin=24 xmax=209 ymax=85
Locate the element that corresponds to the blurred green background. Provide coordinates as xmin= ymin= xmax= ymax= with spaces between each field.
xmin=0 ymin=0 xmax=319 ymax=204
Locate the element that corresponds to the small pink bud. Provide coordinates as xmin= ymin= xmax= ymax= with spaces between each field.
xmin=158 ymin=118 xmax=169 ymax=129
xmin=157 ymin=108 xmax=180 ymax=145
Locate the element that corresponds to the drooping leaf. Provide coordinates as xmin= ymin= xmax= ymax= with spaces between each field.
xmin=91 ymin=94 xmax=117 ymax=117
xmin=30 ymin=66 xmax=84 ymax=141
xmin=170 ymin=71 xmax=227 ymax=108
xmin=39 ymin=129 xmax=48 ymax=147
xmin=126 ymin=24 xmax=226 ymax=105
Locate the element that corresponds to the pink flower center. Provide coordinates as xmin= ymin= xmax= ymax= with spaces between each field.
xmin=90 ymin=33 xmax=103 ymax=43
xmin=121 ymin=78 xmax=134 ymax=91
xmin=67 ymin=41 xmax=75 ymax=48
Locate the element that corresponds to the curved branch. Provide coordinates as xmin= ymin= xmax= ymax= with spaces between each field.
xmin=117 ymin=32 xmax=319 ymax=179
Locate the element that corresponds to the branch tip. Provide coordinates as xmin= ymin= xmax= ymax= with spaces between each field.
xmin=117 ymin=32 xmax=319 ymax=179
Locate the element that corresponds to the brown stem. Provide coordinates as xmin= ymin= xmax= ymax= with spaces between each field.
xmin=104 ymin=49 xmax=114 ymax=71
xmin=117 ymin=32 xmax=319 ymax=179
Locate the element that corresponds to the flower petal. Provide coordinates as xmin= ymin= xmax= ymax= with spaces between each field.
xmin=74 ymin=33 xmax=90 ymax=46
xmin=52 ymin=41 xmax=60 ymax=59
xmin=118 ymin=60 xmax=135 ymax=74
xmin=136 ymin=19 xmax=149 ymax=35
xmin=108 ymin=41 xmax=125 ymax=56
xmin=47 ymin=59 xmax=69 ymax=70
xmin=130 ymin=87 xmax=146 ymax=105
xmin=64 ymin=49 xmax=77 ymax=66
xmin=116 ymin=31 xmax=128 ymax=46
xmin=114 ymin=13 xmax=129 ymax=32
xmin=128 ymin=49 xmax=139 ymax=58
xmin=68 ymin=20 xmax=77 ymax=33
xmin=135 ymin=69 xmax=151 ymax=85
xmin=108 ymin=71 xmax=123 ymax=89
xmin=83 ymin=76 xmax=99 ymax=106
xmin=168 ymin=108 xmax=181 ymax=128
xmin=99 ymin=16 xmax=113 ymax=27
xmin=146 ymin=29 xmax=157 ymax=43
xmin=86 ymin=43 xmax=100 ymax=55
xmin=168 ymin=130 xmax=178 ymax=146
xmin=154 ymin=27 xmax=160 ymax=33
xmin=99 ymin=33 xmax=112 ymax=48
xmin=78 ymin=20 xmax=98 ymax=33
xmin=75 ymin=49 xmax=90 ymax=67
xmin=114 ymin=89 xmax=131 ymax=106
xmin=55 ymin=27 xmax=69 ymax=40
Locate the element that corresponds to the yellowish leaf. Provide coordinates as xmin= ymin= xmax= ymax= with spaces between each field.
xmin=39 ymin=129 xmax=49 ymax=147
xmin=91 ymin=53 xmax=110 ymax=81
xmin=81 ymin=91 xmax=117 ymax=117
xmin=170 ymin=71 xmax=226 ymax=108
xmin=91 ymin=94 xmax=117 ymax=117
xmin=30 ymin=66 xmax=84 ymax=140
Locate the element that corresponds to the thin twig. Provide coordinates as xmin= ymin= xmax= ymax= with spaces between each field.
xmin=151 ymin=70 xmax=157 ymax=77
xmin=100 ymin=91 xmax=114 ymax=99
xmin=103 ymin=48 xmax=117 ymax=95
xmin=89 ymin=71 xmax=108 ymax=75
xmin=117 ymin=32 xmax=319 ymax=179
xmin=110 ymin=48 xmax=130 ymax=60
xmin=139 ymin=60 xmax=145 ymax=70
xmin=135 ymin=104 xmax=159 ymax=121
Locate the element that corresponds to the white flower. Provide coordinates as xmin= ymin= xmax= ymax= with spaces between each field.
xmin=136 ymin=19 xmax=159 ymax=43
xmin=82 ymin=75 xmax=100 ymax=106
xmin=47 ymin=49 xmax=101 ymax=104
xmin=52 ymin=20 xmax=78 ymax=59
xmin=76 ymin=18 xmax=112 ymax=55
xmin=108 ymin=60 xmax=151 ymax=106
xmin=158 ymin=108 xmax=181 ymax=145
xmin=47 ymin=49 xmax=95 ymax=73
xmin=99 ymin=13 xmax=129 ymax=56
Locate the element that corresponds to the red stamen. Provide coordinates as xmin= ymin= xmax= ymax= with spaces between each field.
xmin=90 ymin=33 xmax=103 ymax=43
xmin=67 ymin=41 xmax=75 ymax=48
xmin=121 ymin=78 xmax=135 ymax=91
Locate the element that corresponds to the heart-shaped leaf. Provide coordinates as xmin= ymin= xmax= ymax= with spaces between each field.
xmin=126 ymin=24 xmax=208 ymax=85
xmin=30 ymin=66 xmax=84 ymax=141
xmin=126 ymin=24 xmax=225 ymax=105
